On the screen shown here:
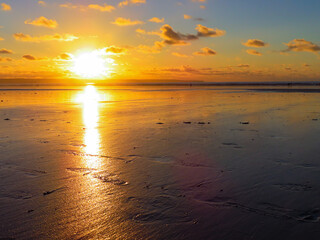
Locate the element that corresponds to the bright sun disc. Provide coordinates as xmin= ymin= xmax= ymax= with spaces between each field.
xmin=72 ymin=51 xmax=108 ymax=78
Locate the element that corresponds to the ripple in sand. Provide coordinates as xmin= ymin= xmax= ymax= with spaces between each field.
xmin=130 ymin=195 xmax=192 ymax=224
xmin=274 ymin=183 xmax=312 ymax=192
xmin=67 ymin=168 xmax=128 ymax=186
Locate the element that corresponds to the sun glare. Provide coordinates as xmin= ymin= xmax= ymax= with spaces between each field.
xmin=71 ymin=51 xmax=111 ymax=79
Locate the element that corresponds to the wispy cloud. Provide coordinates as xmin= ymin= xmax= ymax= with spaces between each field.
xmin=118 ymin=0 xmax=146 ymax=8
xmin=60 ymin=2 xmax=115 ymax=12
xmin=88 ymin=4 xmax=115 ymax=12
xmin=0 ymin=57 xmax=12 ymax=62
xmin=13 ymin=33 xmax=78 ymax=42
xmin=24 ymin=16 xmax=58 ymax=29
xmin=112 ymin=17 xmax=144 ymax=26
xmin=184 ymin=15 xmax=204 ymax=21
xmin=149 ymin=17 xmax=164 ymax=23
xmin=172 ymin=52 xmax=189 ymax=58
xmin=246 ymin=49 xmax=262 ymax=56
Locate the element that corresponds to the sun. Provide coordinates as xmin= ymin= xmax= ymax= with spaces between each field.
xmin=71 ymin=50 xmax=111 ymax=79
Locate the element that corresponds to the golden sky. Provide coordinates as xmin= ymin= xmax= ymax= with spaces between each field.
xmin=0 ymin=0 xmax=319 ymax=82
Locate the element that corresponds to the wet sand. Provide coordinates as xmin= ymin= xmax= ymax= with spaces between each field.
xmin=1 ymin=85 xmax=320 ymax=239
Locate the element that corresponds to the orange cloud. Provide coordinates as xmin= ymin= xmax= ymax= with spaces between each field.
xmin=13 ymin=33 xmax=78 ymax=42
xmin=193 ymin=47 xmax=216 ymax=56
xmin=23 ymin=55 xmax=37 ymax=60
xmin=137 ymin=41 xmax=163 ymax=54
xmin=242 ymin=39 xmax=268 ymax=48
xmin=0 ymin=57 xmax=12 ymax=62
xmin=196 ymin=24 xmax=226 ymax=37
xmin=160 ymin=24 xmax=197 ymax=45
xmin=246 ymin=49 xmax=262 ymax=56
xmin=105 ymin=46 xmax=127 ymax=54
xmin=0 ymin=48 xmax=13 ymax=54
xmin=24 ymin=16 xmax=58 ymax=29
xmin=136 ymin=28 xmax=160 ymax=36
xmin=38 ymin=1 xmax=46 ymax=6
xmin=149 ymin=17 xmax=164 ymax=23
xmin=283 ymin=39 xmax=320 ymax=53
xmin=60 ymin=3 xmax=115 ymax=12
xmin=57 ymin=53 xmax=72 ymax=60
xmin=1 ymin=3 xmax=11 ymax=11
xmin=112 ymin=17 xmax=144 ymax=26
xmin=88 ymin=4 xmax=115 ymax=12
xmin=172 ymin=52 xmax=188 ymax=58
xmin=184 ymin=15 xmax=192 ymax=19
xmin=118 ymin=0 xmax=146 ymax=7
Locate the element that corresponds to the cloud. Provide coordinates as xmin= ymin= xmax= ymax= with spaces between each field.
xmin=162 ymin=65 xmax=200 ymax=74
xmin=1 ymin=3 xmax=11 ymax=11
xmin=38 ymin=1 xmax=46 ymax=6
xmin=24 ymin=16 xmax=58 ymax=29
xmin=160 ymin=24 xmax=198 ymax=45
xmin=283 ymin=39 xmax=320 ymax=53
xmin=105 ymin=46 xmax=127 ymax=54
xmin=88 ymin=4 xmax=115 ymax=12
xmin=193 ymin=47 xmax=216 ymax=56
xmin=246 ymin=49 xmax=262 ymax=56
xmin=237 ymin=64 xmax=250 ymax=68
xmin=0 ymin=48 xmax=13 ymax=54
xmin=184 ymin=15 xmax=204 ymax=21
xmin=23 ymin=55 xmax=37 ymax=60
xmin=13 ymin=33 xmax=78 ymax=42
xmin=200 ymin=5 xmax=206 ymax=9
xmin=0 ymin=57 xmax=12 ymax=62
xmin=149 ymin=17 xmax=164 ymax=23
xmin=59 ymin=3 xmax=82 ymax=10
xmin=0 ymin=37 xmax=3 ymax=41
xmin=136 ymin=28 xmax=160 ymax=35
xmin=192 ymin=0 xmax=207 ymax=2
xmin=144 ymin=24 xmax=225 ymax=48
xmin=137 ymin=41 xmax=163 ymax=54
xmin=196 ymin=24 xmax=226 ymax=37
xmin=57 ymin=53 xmax=72 ymax=60
xmin=172 ymin=52 xmax=188 ymax=58
xmin=242 ymin=39 xmax=268 ymax=48
xmin=112 ymin=17 xmax=144 ymax=26
xmin=60 ymin=3 xmax=115 ymax=12
xmin=118 ymin=0 xmax=146 ymax=7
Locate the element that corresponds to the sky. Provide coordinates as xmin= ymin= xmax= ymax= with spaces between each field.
xmin=0 ymin=0 xmax=319 ymax=82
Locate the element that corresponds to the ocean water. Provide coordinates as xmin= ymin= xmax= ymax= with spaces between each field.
xmin=0 ymin=85 xmax=320 ymax=239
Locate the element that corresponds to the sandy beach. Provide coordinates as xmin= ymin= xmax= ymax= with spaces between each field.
xmin=1 ymin=85 xmax=320 ymax=239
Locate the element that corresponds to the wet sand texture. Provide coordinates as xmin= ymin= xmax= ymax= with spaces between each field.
xmin=1 ymin=85 xmax=320 ymax=239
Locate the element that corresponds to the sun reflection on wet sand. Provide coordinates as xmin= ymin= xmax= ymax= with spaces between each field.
xmin=76 ymin=85 xmax=105 ymax=169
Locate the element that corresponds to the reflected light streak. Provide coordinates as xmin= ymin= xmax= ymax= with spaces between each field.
xmin=76 ymin=85 xmax=104 ymax=169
